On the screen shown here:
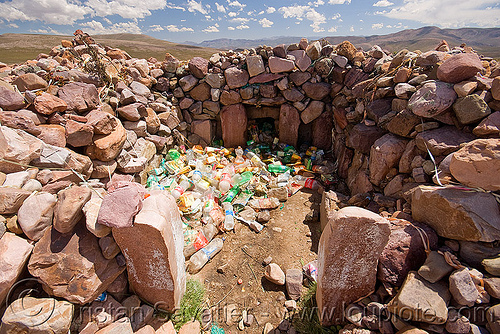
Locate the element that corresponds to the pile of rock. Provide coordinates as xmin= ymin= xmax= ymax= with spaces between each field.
xmin=0 ymin=31 xmax=499 ymax=334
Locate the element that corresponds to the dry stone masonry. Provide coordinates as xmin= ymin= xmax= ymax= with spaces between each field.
xmin=0 ymin=30 xmax=498 ymax=333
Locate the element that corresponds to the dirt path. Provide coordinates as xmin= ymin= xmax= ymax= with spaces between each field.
xmin=191 ymin=189 xmax=322 ymax=333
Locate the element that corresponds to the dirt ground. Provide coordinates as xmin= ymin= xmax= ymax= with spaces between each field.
xmin=191 ymin=188 xmax=323 ymax=333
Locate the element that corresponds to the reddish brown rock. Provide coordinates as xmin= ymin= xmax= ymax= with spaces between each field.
xmin=437 ymin=53 xmax=484 ymax=84
xmin=335 ymin=41 xmax=357 ymax=62
xmin=0 ymin=86 xmax=25 ymax=110
xmin=346 ymin=124 xmax=386 ymax=154
xmin=412 ymin=185 xmax=500 ymax=242
xmin=369 ymin=134 xmax=408 ymax=186
xmin=85 ymin=118 xmax=127 ymax=162
xmin=53 ymin=186 xmax=92 ymax=234
xmin=189 ymin=82 xmax=211 ymax=101
xmin=248 ymin=73 xmax=285 ymax=84
xmin=65 ymin=119 xmax=94 ymax=147
xmin=246 ymin=55 xmax=265 ymax=77
xmin=288 ymin=50 xmax=311 ymax=72
xmin=191 ymin=120 xmax=213 ymax=145
xmin=220 ymin=90 xmax=242 ymax=105
xmin=312 ymin=110 xmax=334 ymax=150
xmin=28 ymin=223 xmax=125 ymax=305
xmin=113 ymin=191 xmax=186 ymax=312
xmin=317 ymin=207 xmax=390 ymax=326
xmin=301 ymin=100 xmax=324 ymax=124
xmin=289 ymin=71 xmax=311 ymax=86
xmin=415 ymin=126 xmax=475 ymax=156
xmin=0 ymin=126 xmax=43 ymax=173
xmin=97 ymin=182 xmax=145 ymax=229
xmin=34 ymin=92 xmax=68 ymax=115
xmin=408 ymin=81 xmax=457 ymax=117
xmin=473 ymin=111 xmax=500 ymax=137
xmin=366 ymin=98 xmax=392 ymax=123
xmin=188 ymin=57 xmax=209 ymax=79
xmin=17 ymin=191 xmax=57 ymax=241
xmin=378 ymin=219 xmax=438 ymax=287
xmin=386 ymin=109 xmax=421 ymax=137
xmin=0 ymin=232 xmax=34 ymax=304
xmin=58 ymin=82 xmax=99 ymax=114
xmin=268 ymin=57 xmax=295 ymax=73
xmin=117 ymin=103 xmax=146 ymax=122
xmin=282 ymin=88 xmax=304 ymax=102
xmin=87 ymin=111 xmax=119 ymax=135
xmin=13 ymin=73 xmax=48 ymax=91
xmin=37 ymin=124 xmax=66 ymax=147
xmin=344 ymin=68 xmax=369 ymax=88
xmin=302 ymin=82 xmax=331 ymax=100
xmin=0 ymin=111 xmax=41 ymax=135
xmin=449 ymin=139 xmax=500 ymax=191
xmin=224 ymin=67 xmax=249 ymax=89
xmin=0 ymin=188 xmax=32 ymax=215
xmin=221 ymin=104 xmax=247 ymax=147
xmin=279 ymin=104 xmax=300 ymax=147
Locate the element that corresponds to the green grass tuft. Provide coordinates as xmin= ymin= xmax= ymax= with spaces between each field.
xmin=173 ymin=278 xmax=206 ymax=330
xmin=293 ymin=282 xmax=339 ymax=334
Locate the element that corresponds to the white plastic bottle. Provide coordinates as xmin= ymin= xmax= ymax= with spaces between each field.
xmin=219 ymin=173 xmax=232 ymax=194
xmin=171 ymin=175 xmax=191 ymax=199
xmin=188 ymin=238 xmax=224 ymax=274
xmin=223 ymin=202 xmax=235 ymax=231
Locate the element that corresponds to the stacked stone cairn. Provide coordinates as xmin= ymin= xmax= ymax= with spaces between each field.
xmin=0 ymin=31 xmax=498 ymax=333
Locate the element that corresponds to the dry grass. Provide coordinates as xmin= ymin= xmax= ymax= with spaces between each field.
xmin=0 ymin=33 xmax=219 ymax=65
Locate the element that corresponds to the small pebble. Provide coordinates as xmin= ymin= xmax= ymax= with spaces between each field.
xmin=263 ymin=256 xmax=273 ymax=266
xmin=272 ymin=227 xmax=282 ymax=233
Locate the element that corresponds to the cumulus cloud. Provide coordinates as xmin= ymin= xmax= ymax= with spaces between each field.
xmin=228 ymin=26 xmax=235 ymax=30
xmin=267 ymin=7 xmax=276 ymax=14
xmin=8 ymin=23 xmax=19 ymax=28
xmin=81 ymin=20 xmax=142 ymax=35
xmin=215 ymin=2 xmax=226 ymax=12
xmin=372 ymin=23 xmax=384 ymax=29
xmin=350 ymin=26 xmax=354 ymax=31
xmin=228 ymin=12 xmax=237 ymax=17
xmin=328 ymin=0 xmax=351 ymax=4
xmin=203 ymin=24 xmax=219 ymax=32
xmin=381 ymin=0 xmax=500 ymax=28
xmin=236 ymin=24 xmax=249 ymax=29
xmin=230 ymin=17 xmax=249 ymax=23
xmin=279 ymin=5 xmax=326 ymax=32
xmin=166 ymin=24 xmax=194 ymax=32
xmin=373 ymin=0 xmax=394 ymax=7
xmin=331 ymin=13 xmax=341 ymax=20
xmin=87 ymin=0 xmax=167 ymax=19
xmin=149 ymin=24 xmax=164 ymax=31
xmin=31 ymin=26 xmax=62 ymax=34
xmin=328 ymin=26 xmax=337 ymax=32
xmin=0 ymin=0 xmax=92 ymax=25
xmin=187 ymin=0 xmax=209 ymax=14
xmin=259 ymin=18 xmax=273 ymax=27
xmin=308 ymin=0 xmax=325 ymax=6
xmin=227 ymin=0 xmax=245 ymax=10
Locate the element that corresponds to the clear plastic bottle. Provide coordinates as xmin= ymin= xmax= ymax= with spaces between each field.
xmin=294 ymin=175 xmax=320 ymax=190
xmin=188 ymin=238 xmax=224 ymax=274
xmin=223 ymin=202 xmax=235 ymax=231
xmin=219 ymin=173 xmax=232 ymax=194
xmin=183 ymin=223 xmax=218 ymax=259
xmin=171 ymin=175 xmax=191 ymax=199
xmin=245 ymin=151 xmax=267 ymax=169
xmin=234 ymin=146 xmax=245 ymax=165
xmin=192 ymin=170 xmax=203 ymax=181
xmin=312 ymin=165 xmax=334 ymax=174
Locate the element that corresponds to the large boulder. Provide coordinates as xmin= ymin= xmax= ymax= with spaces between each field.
xmin=415 ymin=126 xmax=475 ymax=156
xmin=113 ymin=191 xmax=186 ymax=312
xmin=316 ymin=207 xmax=390 ymax=326
xmin=1 ymin=297 xmax=73 ymax=334
xmin=387 ymin=271 xmax=450 ymax=324
xmin=412 ymin=185 xmax=500 ymax=242
xmin=28 ymin=223 xmax=125 ymax=304
xmin=449 ymin=139 xmax=500 ymax=191
xmin=0 ymin=233 xmax=34 ymax=305
xmin=220 ymin=104 xmax=247 ymax=148
xmin=224 ymin=67 xmax=249 ymax=89
xmin=437 ymin=53 xmax=484 ymax=84
xmin=58 ymin=81 xmax=99 ymax=114
xmin=408 ymin=81 xmax=457 ymax=118
xmin=369 ymin=133 xmax=408 ymax=186
xmin=97 ymin=182 xmax=145 ymax=229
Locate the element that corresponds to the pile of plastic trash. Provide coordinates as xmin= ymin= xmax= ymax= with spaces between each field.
xmin=145 ymin=141 xmax=336 ymax=274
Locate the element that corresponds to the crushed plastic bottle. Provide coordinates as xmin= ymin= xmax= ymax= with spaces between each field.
xmin=248 ymin=197 xmax=280 ymax=210
xmin=188 ymin=238 xmax=224 ymax=274
xmin=222 ymin=202 xmax=235 ymax=231
xmin=184 ymin=223 xmax=218 ymax=259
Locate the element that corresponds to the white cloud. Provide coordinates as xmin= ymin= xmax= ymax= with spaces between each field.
xmin=372 ymin=23 xmax=384 ymax=29
xmin=228 ymin=12 xmax=237 ymax=17
xmin=231 ymin=17 xmax=249 ymax=23
xmin=87 ymin=0 xmax=167 ymax=19
xmin=81 ymin=20 xmax=142 ymax=35
xmin=0 ymin=0 xmax=92 ymax=25
xmin=258 ymin=10 xmax=264 ymax=15
xmin=150 ymin=24 xmax=164 ymax=31
xmin=103 ymin=17 xmax=112 ymax=24
xmin=215 ymin=2 xmax=226 ymax=12
xmin=31 ymin=26 xmax=61 ymax=34
xmin=259 ymin=18 xmax=273 ymax=27
xmin=279 ymin=5 xmax=326 ymax=32
xmin=328 ymin=27 xmax=337 ymax=32
xmin=381 ymin=0 xmax=500 ymax=28
xmin=236 ymin=24 xmax=249 ymax=29
xmin=350 ymin=26 xmax=354 ymax=31
xmin=328 ymin=0 xmax=351 ymax=4
xmin=166 ymin=24 xmax=194 ymax=32
xmin=187 ymin=0 xmax=208 ymax=14
xmin=202 ymin=24 xmax=219 ymax=32
xmin=227 ymin=0 xmax=246 ymax=10
xmin=228 ymin=26 xmax=235 ymax=30
xmin=373 ymin=0 xmax=394 ymax=7
xmin=308 ymin=0 xmax=325 ymax=6
xmin=7 ymin=23 xmax=18 ymax=28
xmin=267 ymin=7 xmax=276 ymax=14
xmin=166 ymin=2 xmax=186 ymax=11
xmin=331 ymin=13 xmax=341 ymax=20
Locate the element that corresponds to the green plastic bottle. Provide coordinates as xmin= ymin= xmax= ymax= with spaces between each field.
xmin=268 ymin=164 xmax=290 ymax=173
xmin=223 ymin=186 xmax=240 ymax=203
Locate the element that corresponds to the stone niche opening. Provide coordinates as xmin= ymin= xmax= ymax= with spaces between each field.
xmin=219 ymin=102 xmax=334 ymax=150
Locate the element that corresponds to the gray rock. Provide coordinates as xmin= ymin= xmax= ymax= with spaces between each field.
xmin=285 ymin=269 xmax=303 ymax=300
xmin=418 ymin=251 xmax=454 ymax=283
xmin=449 ymin=268 xmax=479 ymax=307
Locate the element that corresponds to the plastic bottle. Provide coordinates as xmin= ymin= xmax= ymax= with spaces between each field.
xmin=183 ymin=223 xmax=218 ymax=259
xmin=268 ymin=164 xmax=290 ymax=173
xmin=171 ymin=175 xmax=191 ymax=199
xmin=223 ymin=186 xmax=240 ymax=203
xmin=294 ymin=175 xmax=320 ymax=190
xmin=234 ymin=146 xmax=245 ymax=164
xmin=188 ymin=238 xmax=224 ymax=274
xmin=192 ymin=170 xmax=203 ymax=181
xmin=219 ymin=173 xmax=232 ymax=194
xmin=248 ymin=197 xmax=280 ymax=210
xmin=202 ymin=194 xmax=216 ymax=224
xmin=245 ymin=151 xmax=267 ymax=169
xmin=312 ymin=165 xmax=334 ymax=174
xmin=223 ymin=202 xmax=235 ymax=231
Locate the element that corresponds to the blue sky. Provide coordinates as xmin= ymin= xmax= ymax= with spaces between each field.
xmin=0 ymin=0 xmax=499 ymax=43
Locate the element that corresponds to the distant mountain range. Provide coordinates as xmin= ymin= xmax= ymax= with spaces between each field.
xmin=186 ymin=26 xmax=500 ymax=57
